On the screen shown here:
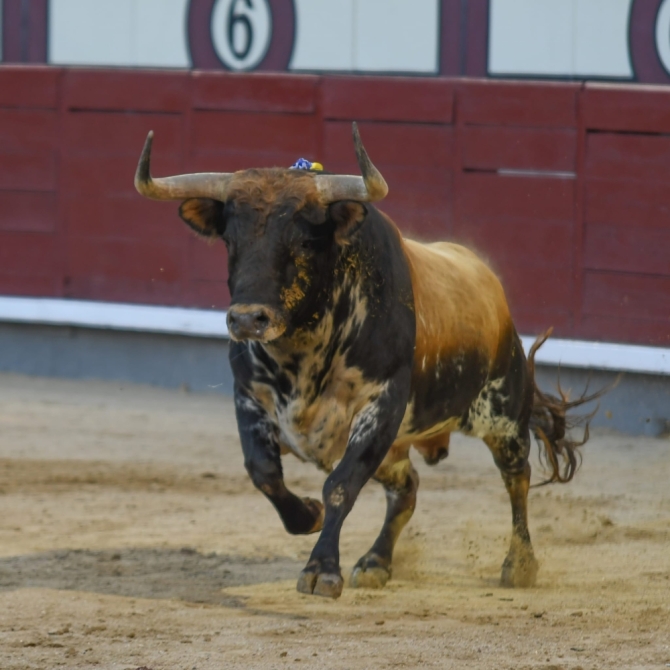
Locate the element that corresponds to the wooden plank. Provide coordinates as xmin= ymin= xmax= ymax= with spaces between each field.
xmin=582 ymin=271 xmax=670 ymax=322
xmin=452 ymin=217 xmax=573 ymax=268
xmin=459 ymin=80 xmax=579 ymax=128
xmin=62 ymin=196 xmax=187 ymax=242
xmin=585 ymin=132 xmax=670 ymax=181
xmin=60 ymin=154 xmax=182 ymax=196
xmin=322 ymin=77 xmax=454 ymax=123
xmin=323 ymin=121 xmax=453 ymax=170
xmin=585 ymin=179 xmax=670 ymax=228
xmin=191 ymin=111 xmax=318 ymax=168
xmin=63 ymin=69 xmax=189 ymax=112
xmin=579 ymin=315 xmax=670 ymax=347
xmin=66 ymin=236 xmax=185 ymax=283
xmin=457 ymin=173 xmax=575 ymax=222
xmin=0 ymin=192 xmax=57 ymax=232
xmin=63 ymin=111 xmax=183 ymax=155
xmin=584 ymin=223 xmax=670 ymax=277
xmin=63 ymin=275 xmax=187 ymax=306
xmin=0 ymin=231 xmax=60 ymax=277
xmin=183 ymin=280 xmax=231 ymax=311
xmin=0 ymin=67 xmax=59 ymax=108
xmin=0 ymin=151 xmax=56 ymax=190
xmin=0 ymin=109 xmax=58 ymax=152
xmin=378 ymin=200 xmax=453 ymax=241
xmin=193 ymin=72 xmax=318 ymax=113
xmin=190 ymin=238 xmax=228 ymax=283
xmin=462 ymin=125 xmax=576 ymax=172
xmin=583 ymin=83 xmax=670 ymax=133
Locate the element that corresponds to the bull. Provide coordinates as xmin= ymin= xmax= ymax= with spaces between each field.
xmin=134 ymin=125 xmax=599 ymax=599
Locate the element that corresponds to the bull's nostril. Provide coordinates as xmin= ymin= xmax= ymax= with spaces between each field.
xmin=253 ymin=311 xmax=270 ymax=327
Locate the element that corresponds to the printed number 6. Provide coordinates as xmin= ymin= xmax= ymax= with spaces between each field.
xmin=227 ymin=0 xmax=254 ymax=61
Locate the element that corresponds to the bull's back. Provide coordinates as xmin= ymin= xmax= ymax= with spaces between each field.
xmin=399 ymin=238 xmax=515 ymax=438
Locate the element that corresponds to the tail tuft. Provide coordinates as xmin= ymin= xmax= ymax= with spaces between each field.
xmin=527 ymin=328 xmax=614 ymax=486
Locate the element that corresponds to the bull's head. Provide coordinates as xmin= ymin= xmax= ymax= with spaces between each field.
xmin=134 ymin=124 xmax=387 ymax=344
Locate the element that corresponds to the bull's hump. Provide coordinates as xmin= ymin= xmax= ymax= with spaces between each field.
xmin=402 ymin=238 xmax=512 ymax=371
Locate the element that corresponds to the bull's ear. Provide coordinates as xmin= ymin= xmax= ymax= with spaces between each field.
xmin=328 ymin=201 xmax=367 ymax=244
xmin=179 ymin=198 xmax=226 ymax=238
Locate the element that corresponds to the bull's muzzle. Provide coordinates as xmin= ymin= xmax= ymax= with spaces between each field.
xmin=227 ymin=305 xmax=286 ymax=343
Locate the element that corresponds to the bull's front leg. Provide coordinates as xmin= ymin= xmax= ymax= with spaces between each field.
xmin=235 ymin=387 xmax=324 ymax=535
xmin=297 ymin=369 xmax=411 ymax=599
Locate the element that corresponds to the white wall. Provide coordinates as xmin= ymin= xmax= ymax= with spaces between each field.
xmin=290 ymin=0 xmax=439 ymax=73
xmin=49 ymin=0 xmax=190 ymax=68
xmin=489 ymin=0 xmax=633 ymax=78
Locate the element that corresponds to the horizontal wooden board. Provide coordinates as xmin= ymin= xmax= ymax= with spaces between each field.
xmin=0 ymin=151 xmax=56 ymax=191
xmin=585 ymin=178 xmax=670 ymax=228
xmin=578 ymin=315 xmax=670 ymax=347
xmin=0 ymin=231 xmax=60 ymax=277
xmin=582 ymin=271 xmax=670 ymax=322
xmin=63 ymin=112 xmax=183 ymax=156
xmin=493 ymin=265 xmax=573 ymax=330
xmin=378 ymin=201 xmax=453 ymax=241
xmin=60 ymin=154 xmax=182 ymax=196
xmin=193 ymin=72 xmax=318 ymax=113
xmin=584 ymin=223 xmax=670 ymax=276
xmin=63 ymin=275 xmax=187 ymax=307
xmin=585 ymin=132 xmax=670 ymax=181
xmin=192 ymin=111 xmax=318 ymax=161
xmin=459 ymin=80 xmax=579 ymax=128
xmin=62 ymin=196 xmax=187 ymax=241
xmin=0 ymin=192 xmax=57 ymax=232
xmin=63 ymin=69 xmax=189 ymax=112
xmin=66 ymin=236 xmax=186 ymax=285
xmin=0 ymin=67 xmax=60 ymax=109
xmin=456 ymin=172 xmax=575 ymax=222
xmin=451 ymin=217 xmax=574 ymax=269
xmin=183 ymin=280 xmax=231 ymax=311
xmin=322 ymin=77 xmax=454 ymax=124
xmin=462 ymin=125 xmax=576 ymax=172
xmin=190 ymin=238 xmax=229 ymax=283
xmin=323 ymin=121 xmax=453 ymax=170
xmin=0 ymin=109 xmax=58 ymax=152
xmin=583 ymin=84 xmax=670 ymax=134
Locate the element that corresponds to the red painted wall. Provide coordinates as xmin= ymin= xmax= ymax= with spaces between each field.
xmin=0 ymin=67 xmax=669 ymax=346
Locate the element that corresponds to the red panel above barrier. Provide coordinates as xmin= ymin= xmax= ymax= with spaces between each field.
xmin=63 ymin=69 xmax=190 ymax=113
xmin=322 ymin=77 xmax=455 ymax=124
xmin=0 ymin=68 xmax=668 ymax=346
xmin=192 ymin=71 xmax=318 ymax=113
xmin=459 ymin=80 xmax=579 ymax=128
xmin=583 ymin=83 xmax=670 ymax=134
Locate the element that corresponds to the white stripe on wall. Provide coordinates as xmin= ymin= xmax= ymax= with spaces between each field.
xmin=1 ymin=296 xmax=668 ymax=376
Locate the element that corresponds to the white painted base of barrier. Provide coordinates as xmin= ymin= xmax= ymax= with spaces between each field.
xmin=0 ymin=296 xmax=667 ymax=376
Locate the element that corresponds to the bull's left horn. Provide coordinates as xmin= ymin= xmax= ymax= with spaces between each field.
xmin=134 ymin=131 xmax=233 ymax=201
xmin=315 ymin=122 xmax=388 ymax=203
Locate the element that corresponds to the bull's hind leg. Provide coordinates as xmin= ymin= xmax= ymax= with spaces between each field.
xmin=484 ymin=432 xmax=538 ymax=587
xmin=350 ymin=444 xmax=418 ymax=589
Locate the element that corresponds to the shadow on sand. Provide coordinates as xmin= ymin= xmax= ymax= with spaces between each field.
xmin=0 ymin=547 xmax=303 ymax=609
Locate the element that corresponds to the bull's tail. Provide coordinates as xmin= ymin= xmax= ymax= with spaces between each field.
xmin=527 ymin=328 xmax=613 ymax=486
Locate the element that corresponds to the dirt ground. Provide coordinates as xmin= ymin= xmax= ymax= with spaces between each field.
xmin=0 ymin=373 xmax=668 ymax=670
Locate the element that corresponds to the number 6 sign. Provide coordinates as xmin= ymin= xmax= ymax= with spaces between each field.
xmin=188 ymin=0 xmax=296 ymax=71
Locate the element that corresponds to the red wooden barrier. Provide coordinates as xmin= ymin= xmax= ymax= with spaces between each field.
xmin=0 ymin=67 xmax=668 ymax=346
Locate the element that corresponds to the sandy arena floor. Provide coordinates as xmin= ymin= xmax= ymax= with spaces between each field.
xmin=0 ymin=372 xmax=668 ymax=669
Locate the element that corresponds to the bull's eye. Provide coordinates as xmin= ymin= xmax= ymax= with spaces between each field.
xmin=301 ymin=239 xmax=316 ymax=251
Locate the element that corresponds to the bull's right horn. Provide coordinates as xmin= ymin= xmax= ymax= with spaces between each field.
xmin=315 ymin=122 xmax=388 ymax=203
xmin=134 ymin=131 xmax=233 ymax=201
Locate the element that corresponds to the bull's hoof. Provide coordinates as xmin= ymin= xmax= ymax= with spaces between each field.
xmin=301 ymin=497 xmax=325 ymax=534
xmin=500 ymin=551 xmax=539 ymax=588
xmin=350 ymin=554 xmax=391 ymax=589
xmin=297 ymin=563 xmax=343 ymax=599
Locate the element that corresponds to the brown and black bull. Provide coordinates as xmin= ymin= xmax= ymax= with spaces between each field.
xmin=135 ymin=125 xmax=599 ymax=599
